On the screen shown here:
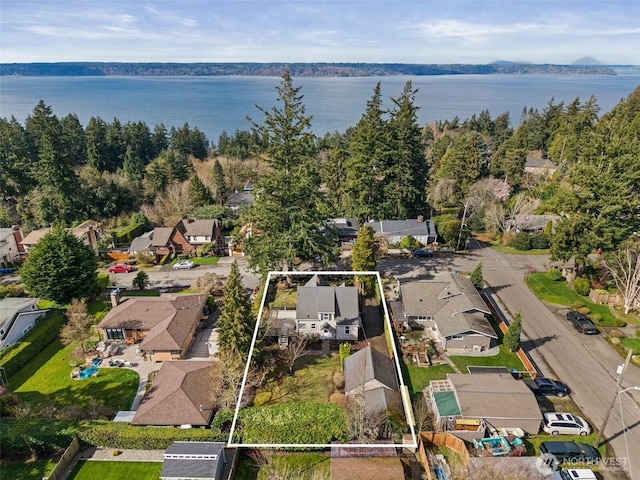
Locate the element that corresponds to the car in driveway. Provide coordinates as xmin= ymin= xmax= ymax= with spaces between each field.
xmin=539 ymin=441 xmax=600 ymax=463
xmin=525 ymin=377 xmax=569 ymax=397
xmin=173 ymin=260 xmax=195 ymax=270
xmin=108 ymin=263 xmax=132 ymax=273
xmin=552 ymin=469 xmax=597 ymax=480
xmin=413 ymin=248 xmax=434 ymax=257
xmin=543 ymin=412 xmax=591 ymax=436
xmin=567 ymin=311 xmax=598 ymax=334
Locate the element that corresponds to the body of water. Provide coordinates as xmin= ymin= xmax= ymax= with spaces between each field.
xmin=1 ymin=74 xmax=638 ymax=144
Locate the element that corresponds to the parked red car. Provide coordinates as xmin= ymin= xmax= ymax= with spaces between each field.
xmin=108 ymin=263 xmax=132 ymax=273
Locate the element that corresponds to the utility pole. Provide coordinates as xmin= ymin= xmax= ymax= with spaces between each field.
xmin=594 ymin=349 xmax=634 ymax=447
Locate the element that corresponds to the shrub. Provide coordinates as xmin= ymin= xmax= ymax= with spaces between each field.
xmin=0 ymin=418 xmax=79 ymax=456
xmin=399 ymin=235 xmax=419 ymax=250
xmin=573 ymin=277 xmax=591 ymax=296
xmin=78 ymin=421 xmax=225 ymax=449
xmin=0 ymin=309 xmax=66 ymax=378
xmin=159 ymin=254 xmax=170 ymax=265
xmin=571 ymin=301 xmax=584 ymax=310
xmin=547 ymin=269 xmax=563 ymax=281
xmin=96 ymin=272 xmax=110 ymax=292
xmin=590 ymin=313 xmax=602 ymax=324
xmin=611 ymin=337 xmax=622 ymax=345
xmin=508 ymin=233 xmax=532 ymax=251
xmin=530 ymin=233 xmax=550 ymax=249
xmin=332 ymin=371 xmax=345 ymax=389
xmin=578 ymin=307 xmax=591 ymax=316
xmin=609 ymin=329 xmax=625 ymax=338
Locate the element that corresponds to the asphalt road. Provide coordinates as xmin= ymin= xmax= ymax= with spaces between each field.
xmin=378 ymin=242 xmax=640 ymax=479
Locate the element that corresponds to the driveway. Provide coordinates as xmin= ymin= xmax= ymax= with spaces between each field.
xmin=379 ymin=243 xmax=640 ymax=479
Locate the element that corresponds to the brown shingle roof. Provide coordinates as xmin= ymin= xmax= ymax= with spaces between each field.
xmin=180 ymin=218 xmax=218 ymax=237
xmin=151 ymin=227 xmax=175 ymax=247
xmin=97 ymin=294 xmax=207 ymax=351
xmin=20 ymin=228 xmax=51 ymax=246
xmin=131 ymin=361 xmax=221 ymax=426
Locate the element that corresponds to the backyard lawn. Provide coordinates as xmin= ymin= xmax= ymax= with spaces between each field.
xmin=449 ymin=345 xmax=524 ymax=373
xmin=235 ymin=452 xmax=330 ymax=480
xmin=404 ymin=363 xmax=455 ymax=397
xmin=254 ymin=353 xmax=340 ymax=406
xmin=526 ymin=273 xmax=623 ymax=326
xmin=8 ymin=340 xmax=139 ymax=412
xmin=67 ymin=461 xmax=162 ymax=480
xmin=0 ymin=460 xmax=57 ymax=480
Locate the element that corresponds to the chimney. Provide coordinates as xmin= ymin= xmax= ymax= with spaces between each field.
xmin=417 ymin=215 xmax=424 ymax=223
xmin=110 ymin=289 xmax=121 ymax=307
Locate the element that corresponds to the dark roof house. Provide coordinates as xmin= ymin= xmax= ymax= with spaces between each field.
xmin=369 ymin=217 xmax=437 ymax=245
xmin=160 ymin=441 xmax=226 ymax=480
xmin=224 ymin=192 xmax=254 ymax=211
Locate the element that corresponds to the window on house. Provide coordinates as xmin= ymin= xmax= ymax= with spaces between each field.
xmin=311 ymin=323 xmax=316 ymax=329
xmin=320 ymin=313 xmax=332 ymax=321
xmin=451 ymin=335 xmax=464 ymax=340
xmin=344 ymin=326 xmax=350 ymax=335
xmin=106 ymin=328 xmax=125 ymax=340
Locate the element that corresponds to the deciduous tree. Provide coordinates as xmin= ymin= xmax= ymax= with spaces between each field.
xmin=601 ymin=242 xmax=640 ymax=314
xmin=60 ymin=299 xmax=95 ymax=354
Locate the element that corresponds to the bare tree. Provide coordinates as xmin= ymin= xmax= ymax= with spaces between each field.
xmin=280 ymin=333 xmax=308 ymax=375
xmin=412 ymin=393 xmax=433 ymax=434
xmin=601 ymin=242 xmax=640 ymax=314
xmin=483 ymin=193 xmax=538 ymax=234
xmin=60 ymin=298 xmax=96 ymax=355
xmin=428 ymin=178 xmax=457 ymax=206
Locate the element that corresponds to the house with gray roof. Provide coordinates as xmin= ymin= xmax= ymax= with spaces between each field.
xmin=160 ymin=441 xmax=226 ymax=480
xmin=344 ymin=346 xmax=402 ymax=417
xmin=399 ymin=273 xmax=497 ymax=352
xmin=224 ymin=192 xmax=254 ymax=211
xmin=295 ymin=275 xmax=361 ymax=341
xmin=428 ymin=373 xmax=542 ymax=440
xmin=0 ymin=297 xmax=48 ymax=350
xmin=524 ymin=157 xmax=558 ymax=177
xmin=506 ymin=214 xmax=561 ymax=234
xmin=368 ymin=217 xmax=437 ymax=246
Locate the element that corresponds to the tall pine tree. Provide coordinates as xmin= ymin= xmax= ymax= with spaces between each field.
xmin=243 ymin=71 xmax=337 ymax=274
xmin=217 ymin=261 xmax=255 ymax=375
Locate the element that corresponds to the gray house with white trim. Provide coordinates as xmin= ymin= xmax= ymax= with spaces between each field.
xmin=369 ymin=217 xmax=437 ymax=246
xmin=399 ymin=273 xmax=497 ymax=351
xmin=0 ymin=298 xmax=48 ymax=350
xmin=160 ymin=441 xmax=226 ymax=480
xmin=295 ymin=275 xmax=361 ymax=341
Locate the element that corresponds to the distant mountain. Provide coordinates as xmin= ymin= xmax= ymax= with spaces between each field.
xmin=0 ymin=62 xmax=617 ymax=77
xmin=573 ymin=56 xmax=604 ymax=65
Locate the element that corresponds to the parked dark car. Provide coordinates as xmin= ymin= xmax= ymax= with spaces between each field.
xmin=567 ymin=311 xmax=598 ymax=335
xmin=413 ymin=248 xmax=434 ymax=257
xmin=539 ymin=441 xmax=600 ymax=464
xmin=525 ymin=377 xmax=569 ymax=397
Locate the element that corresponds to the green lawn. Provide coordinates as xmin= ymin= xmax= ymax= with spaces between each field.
xmin=67 ymin=461 xmax=162 ymax=480
xmin=0 ymin=460 xmax=57 ymax=480
xmin=492 ymin=245 xmax=550 ymax=255
xmin=621 ymin=337 xmax=640 ymax=352
xmin=8 ymin=340 xmax=139 ymax=412
xmin=254 ymin=353 xmax=340 ymax=406
xmin=450 ymin=345 xmax=524 ymax=373
xmin=526 ymin=272 xmax=623 ymax=326
xmin=405 ymin=363 xmax=455 ymax=397
xmin=169 ymin=256 xmax=220 ymax=266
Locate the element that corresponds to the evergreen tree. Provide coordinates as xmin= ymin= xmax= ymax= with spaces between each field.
xmin=132 ymin=270 xmax=149 ymax=291
xmin=503 ymin=311 xmax=522 ymax=352
xmin=384 ymin=80 xmax=427 ymax=218
xmin=345 ymin=83 xmax=388 ymax=221
xmin=212 ymin=159 xmax=227 ymax=203
xmin=85 ymin=116 xmax=110 ymax=171
xmin=151 ymin=123 xmax=169 ymax=158
xmin=351 ymin=225 xmax=378 ymax=297
xmin=470 ymin=262 xmax=484 ymax=289
xmin=243 ymin=71 xmax=337 ymax=274
xmin=217 ymin=261 xmax=255 ymax=375
xmin=188 ymin=175 xmax=213 ymax=209
xmin=20 ymin=225 xmax=98 ymax=304
xmin=60 ymin=113 xmax=87 ymax=167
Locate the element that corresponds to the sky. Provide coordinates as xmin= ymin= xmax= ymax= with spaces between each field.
xmin=1 ymin=0 xmax=639 ymax=65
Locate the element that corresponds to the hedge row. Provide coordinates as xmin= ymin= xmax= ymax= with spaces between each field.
xmin=233 ymin=402 xmax=349 ymax=444
xmin=78 ymin=421 xmax=227 ymax=450
xmin=0 ymin=418 xmax=80 ymax=456
xmin=0 ymin=308 xmax=66 ymax=378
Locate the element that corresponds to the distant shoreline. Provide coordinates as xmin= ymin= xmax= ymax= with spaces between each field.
xmin=0 ymin=62 xmax=624 ymax=77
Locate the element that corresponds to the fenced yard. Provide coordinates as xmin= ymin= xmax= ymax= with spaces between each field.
xmin=66 ymin=461 xmax=162 ymax=480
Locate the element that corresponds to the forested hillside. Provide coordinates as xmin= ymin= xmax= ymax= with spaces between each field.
xmin=1 ymin=80 xmax=638 ymax=264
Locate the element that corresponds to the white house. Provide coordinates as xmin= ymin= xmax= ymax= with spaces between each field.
xmin=0 ymin=227 xmax=24 ymax=265
xmin=295 ymin=275 xmax=361 ymax=341
xmin=0 ymin=298 xmax=49 ymax=350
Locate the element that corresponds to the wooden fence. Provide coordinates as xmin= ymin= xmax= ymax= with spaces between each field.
xmin=419 ymin=431 xmax=471 ymax=480
xmin=44 ymin=436 xmax=82 ymax=480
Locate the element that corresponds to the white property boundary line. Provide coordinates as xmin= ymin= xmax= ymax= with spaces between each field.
xmin=227 ymin=270 xmax=418 ymax=449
